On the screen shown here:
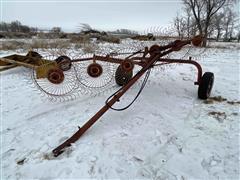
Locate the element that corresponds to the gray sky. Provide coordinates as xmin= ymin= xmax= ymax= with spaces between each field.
xmin=1 ymin=0 xmax=183 ymax=32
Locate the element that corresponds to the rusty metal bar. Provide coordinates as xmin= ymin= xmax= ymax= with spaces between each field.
xmin=71 ymin=57 xmax=93 ymax=62
xmin=71 ymin=55 xmax=146 ymax=66
xmin=158 ymin=58 xmax=203 ymax=84
xmin=0 ymin=57 xmax=37 ymax=69
xmin=93 ymin=55 xmax=144 ymax=66
xmin=0 ymin=64 xmax=17 ymax=72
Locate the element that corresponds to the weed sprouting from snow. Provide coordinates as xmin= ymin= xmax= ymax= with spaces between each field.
xmin=208 ymin=111 xmax=227 ymax=123
xmin=204 ymin=96 xmax=240 ymax=107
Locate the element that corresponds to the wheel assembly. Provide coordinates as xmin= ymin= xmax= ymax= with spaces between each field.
xmin=47 ymin=68 xmax=65 ymax=84
xmin=75 ymin=57 xmax=114 ymax=88
xmin=87 ymin=63 xmax=103 ymax=78
xmin=198 ymin=72 xmax=214 ymax=99
xmin=115 ymin=65 xmax=133 ymax=86
xmin=55 ymin=56 xmax=72 ymax=71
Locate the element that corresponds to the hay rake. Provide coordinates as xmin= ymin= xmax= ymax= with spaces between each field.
xmin=0 ymin=35 xmax=214 ymax=156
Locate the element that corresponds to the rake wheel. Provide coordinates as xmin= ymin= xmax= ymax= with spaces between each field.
xmin=75 ymin=54 xmax=115 ymax=89
xmin=25 ymin=49 xmax=80 ymax=99
xmin=32 ymin=65 xmax=78 ymax=97
xmin=115 ymin=65 xmax=133 ymax=86
xmin=32 ymin=67 xmax=78 ymax=97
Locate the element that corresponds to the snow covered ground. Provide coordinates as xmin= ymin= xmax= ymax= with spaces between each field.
xmin=1 ymin=42 xmax=239 ymax=179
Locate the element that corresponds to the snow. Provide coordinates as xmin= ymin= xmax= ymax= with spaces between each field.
xmin=1 ymin=42 xmax=239 ymax=179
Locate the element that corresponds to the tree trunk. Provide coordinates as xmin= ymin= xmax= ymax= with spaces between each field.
xmin=202 ymin=26 xmax=209 ymax=47
xmin=202 ymin=34 xmax=208 ymax=47
xmin=216 ymin=29 xmax=221 ymax=42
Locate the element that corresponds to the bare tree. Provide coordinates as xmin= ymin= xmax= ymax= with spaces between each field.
xmin=0 ymin=22 xmax=10 ymax=32
xmin=237 ymin=30 xmax=240 ymax=42
xmin=183 ymin=0 xmax=229 ymax=46
xmin=10 ymin=20 xmax=22 ymax=32
xmin=185 ymin=7 xmax=191 ymax=38
xmin=221 ymin=7 xmax=237 ymax=41
xmin=174 ymin=14 xmax=187 ymax=39
xmin=211 ymin=12 xmax=224 ymax=41
xmin=174 ymin=6 xmax=198 ymax=39
xmin=51 ymin=27 xmax=61 ymax=34
xmin=79 ymin=23 xmax=92 ymax=32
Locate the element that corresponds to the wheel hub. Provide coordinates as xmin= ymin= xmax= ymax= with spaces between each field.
xmin=121 ymin=60 xmax=134 ymax=72
xmin=87 ymin=63 xmax=103 ymax=78
xmin=47 ymin=68 xmax=64 ymax=84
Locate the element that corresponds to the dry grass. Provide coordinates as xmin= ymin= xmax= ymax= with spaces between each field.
xmin=0 ymin=38 xmax=99 ymax=54
xmin=227 ymin=101 xmax=240 ymax=105
xmin=75 ymin=42 xmax=99 ymax=53
xmin=208 ymin=111 xmax=227 ymax=122
xmin=207 ymin=42 xmax=240 ymax=49
xmin=0 ymin=39 xmax=71 ymax=50
xmin=0 ymin=40 xmax=29 ymax=50
xmin=16 ymin=158 xmax=26 ymax=165
xmin=31 ymin=39 xmax=71 ymax=49
xmin=70 ymin=34 xmax=120 ymax=44
xmin=209 ymin=96 xmax=227 ymax=102
xmin=0 ymin=35 xmax=168 ymax=51
xmin=70 ymin=35 xmax=91 ymax=44
xmin=204 ymin=96 xmax=227 ymax=104
xmin=98 ymin=36 xmax=120 ymax=44
xmin=204 ymin=96 xmax=240 ymax=106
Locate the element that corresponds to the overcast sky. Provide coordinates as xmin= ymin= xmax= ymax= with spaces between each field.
xmin=1 ymin=0 xmax=183 ymax=32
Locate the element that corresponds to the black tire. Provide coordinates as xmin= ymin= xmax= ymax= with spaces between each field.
xmin=115 ymin=65 xmax=133 ymax=86
xmin=198 ymin=72 xmax=214 ymax=99
xmin=55 ymin=56 xmax=72 ymax=71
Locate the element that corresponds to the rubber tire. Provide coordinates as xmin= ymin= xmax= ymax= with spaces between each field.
xmin=115 ymin=65 xmax=133 ymax=86
xmin=55 ymin=56 xmax=72 ymax=71
xmin=198 ymin=72 xmax=214 ymax=99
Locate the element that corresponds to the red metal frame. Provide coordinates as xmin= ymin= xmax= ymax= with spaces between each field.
xmin=52 ymin=36 xmax=205 ymax=157
xmin=158 ymin=58 xmax=202 ymax=85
